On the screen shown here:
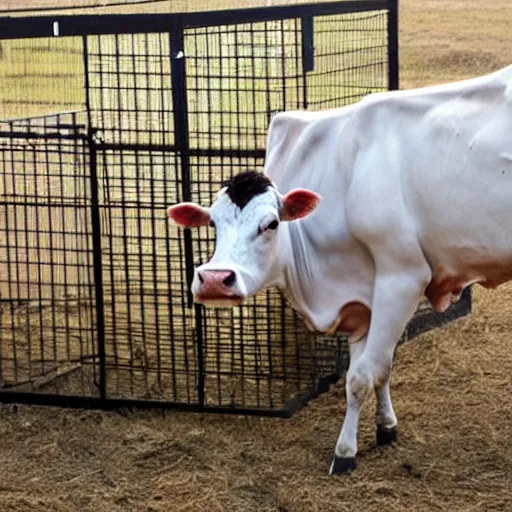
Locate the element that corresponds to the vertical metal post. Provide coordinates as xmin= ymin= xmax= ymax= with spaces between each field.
xmin=88 ymin=136 xmax=107 ymax=402
xmin=170 ymin=19 xmax=205 ymax=408
xmin=83 ymin=35 xmax=107 ymax=402
xmin=301 ymin=16 xmax=314 ymax=109
xmin=387 ymin=0 xmax=399 ymax=90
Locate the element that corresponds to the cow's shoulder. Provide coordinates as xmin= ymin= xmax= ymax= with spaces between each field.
xmin=267 ymin=107 xmax=357 ymax=147
xmin=265 ymin=109 xmax=344 ymax=185
xmin=266 ymin=111 xmax=309 ymax=155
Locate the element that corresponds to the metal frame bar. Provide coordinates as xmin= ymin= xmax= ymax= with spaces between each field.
xmin=82 ymin=36 xmax=107 ymax=403
xmin=0 ymin=1 xmax=391 ymax=40
xmin=87 ymin=133 xmax=107 ymax=402
xmin=0 ymin=366 xmax=341 ymax=417
xmin=0 ymin=390 xmax=294 ymax=417
xmin=169 ymin=18 xmax=206 ymax=408
xmin=387 ymin=0 xmax=399 ymax=90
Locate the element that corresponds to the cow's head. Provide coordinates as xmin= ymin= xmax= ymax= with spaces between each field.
xmin=168 ymin=171 xmax=320 ymax=306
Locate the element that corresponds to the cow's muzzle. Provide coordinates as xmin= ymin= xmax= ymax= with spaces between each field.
xmin=192 ymin=268 xmax=245 ymax=306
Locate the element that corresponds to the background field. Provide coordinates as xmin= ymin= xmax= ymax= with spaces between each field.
xmin=1 ymin=0 xmax=512 ymax=511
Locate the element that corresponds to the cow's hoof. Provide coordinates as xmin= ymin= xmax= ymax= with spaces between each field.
xmin=329 ymin=455 xmax=356 ymax=475
xmin=376 ymin=425 xmax=398 ymax=446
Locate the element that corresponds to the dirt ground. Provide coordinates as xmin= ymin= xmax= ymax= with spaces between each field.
xmin=0 ymin=284 xmax=511 ymax=512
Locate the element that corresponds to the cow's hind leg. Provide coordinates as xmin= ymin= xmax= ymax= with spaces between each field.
xmin=329 ymin=337 xmax=368 ymax=475
xmin=375 ymin=369 xmax=398 ymax=446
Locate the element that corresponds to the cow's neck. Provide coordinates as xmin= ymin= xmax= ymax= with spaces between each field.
xmin=273 ymin=220 xmax=328 ymax=332
xmin=264 ymin=108 xmax=374 ymax=333
xmin=272 ymin=203 xmax=374 ymax=335
xmin=266 ymin=222 xmax=293 ymax=291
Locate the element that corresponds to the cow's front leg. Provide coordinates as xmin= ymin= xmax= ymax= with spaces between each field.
xmin=330 ymin=265 xmax=430 ymax=475
xmin=329 ymin=336 xmax=367 ymax=475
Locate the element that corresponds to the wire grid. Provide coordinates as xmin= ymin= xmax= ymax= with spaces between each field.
xmin=185 ymin=19 xmax=304 ymax=152
xmin=97 ymin=148 xmax=198 ymax=403
xmin=84 ymin=32 xmax=197 ymax=402
xmin=0 ymin=113 xmax=99 ymax=396
xmin=184 ymin=13 xmax=389 ymax=408
xmin=307 ymin=11 xmax=388 ymax=108
xmin=200 ymin=289 xmax=347 ymax=409
xmin=85 ymin=32 xmax=174 ymax=147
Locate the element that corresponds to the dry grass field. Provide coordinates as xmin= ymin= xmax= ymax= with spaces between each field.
xmin=0 ymin=0 xmax=511 ymax=511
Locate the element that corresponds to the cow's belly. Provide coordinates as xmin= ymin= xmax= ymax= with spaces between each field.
xmin=425 ymin=262 xmax=512 ymax=313
xmin=417 ymin=189 xmax=512 ymax=311
xmin=414 ymin=175 xmax=512 ymax=312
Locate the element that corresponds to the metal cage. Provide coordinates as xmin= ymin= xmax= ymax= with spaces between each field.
xmin=0 ymin=0 xmax=470 ymax=416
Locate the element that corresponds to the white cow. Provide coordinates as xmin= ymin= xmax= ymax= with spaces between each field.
xmin=168 ymin=65 xmax=512 ymax=474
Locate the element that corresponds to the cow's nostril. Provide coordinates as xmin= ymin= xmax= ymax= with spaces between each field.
xmin=198 ymin=271 xmax=205 ymax=284
xmin=222 ymin=272 xmax=236 ymax=288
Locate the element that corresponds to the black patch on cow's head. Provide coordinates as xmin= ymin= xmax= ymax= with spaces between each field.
xmin=223 ymin=171 xmax=273 ymax=210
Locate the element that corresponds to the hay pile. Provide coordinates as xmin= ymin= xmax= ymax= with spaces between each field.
xmin=0 ymin=283 xmax=511 ymax=512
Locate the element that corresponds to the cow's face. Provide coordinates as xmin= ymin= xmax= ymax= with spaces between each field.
xmin=168 ymin=171 xmax=320 ymax=306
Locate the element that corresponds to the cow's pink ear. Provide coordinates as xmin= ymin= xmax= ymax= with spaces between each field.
xmin=281 ymin=188 xmax=321 ymax=221
xmin=167 ymin=202 xmax=211 ymax=228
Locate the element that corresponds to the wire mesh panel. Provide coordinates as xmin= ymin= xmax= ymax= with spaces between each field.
xmin=0 ymin=113 xmax=99 ymax=397
xmin=183 ymin=12 xmax=390 ymax=410
xmin=185 ymin=20 xmax=304 ymax=152
xmin=96 ymin=148 xmax=198 ymax=403
xmin=85 ymin=33 xmax=175 ymax=146
xmin=0 ymin=2 xmax=470 ymax=416
xmin=84 ymin=32 xmax=198 ymax=402
xmin=307 ymin=11 xmax=388 ymax=108
xmin=200 ymin=289 xmax=338 ymax=410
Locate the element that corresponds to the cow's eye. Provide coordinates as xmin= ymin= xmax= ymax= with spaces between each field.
xmin=259 ymin=219 xmax=279 ymax=235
